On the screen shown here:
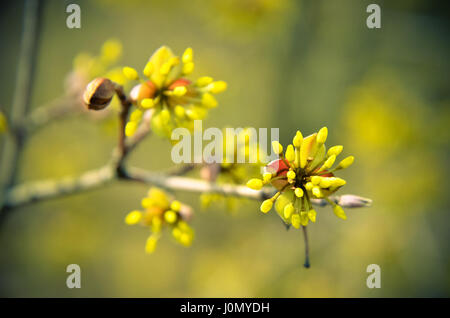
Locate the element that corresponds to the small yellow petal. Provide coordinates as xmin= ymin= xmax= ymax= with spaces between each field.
xmin=294 ymin=188 xmax=304 ymax=198
xmin=327 ymin=145 xmax=343 ymax=157
xmin=201 ymin=93 xmax=217 ymax=108
xmin=125 ymin=121 xmax=138 ymax=137
xmin=145 ymin=235 xmax=159 ymax=253
xmin=247 ymin=178 xmax=263 ymax=190
xmin=173 ymin=86 xmax=187 ymax=97
xmin=170 ymin=200 xmax=181 ymax=211
xmin=319 ymin=178 xmax=331 ymax=188
xmin=260 ymin=199 xmax=273 ymax=213
xmin=338 ymin=156 xmax=355 ymax=169
xmin=123 ymin=66 xmax=139 ymax=80
xmin=182 ymin=47 xmax=193 ymax=64
xmin=164 ymin=210 xmax=177 ymax=224
xmin=174 ymin=105 xmax=185 ymax=117
xmin=308 ymin=209 xmax=317 ymax=223
xmin=143 ymin=61 xmax=154 ymax=77
xmin=262 ymin=172 xmax=272 ymax=183
xmin=312 ymin=186 xmax=323 ymax=198
xmin=285 ymin=144 xmax=295 ymax=162
xmin=322 ymin=154 xmax=336 ymax=169
xmin=317 ymin=126 xmax=328 ymax=144
xmin=196 ymin=76 xmax=213 ymax=87
xmin=311 ymin=176 xmax=321 ymax=185
xmin=293 ymin=130 xmax=303 ymax=148
xmin=283 ymin=203 xmax=294 ymax=219
xmin=291 ymin=214 xmax=301 ymax=229
xmin=330 ymin=177 xmax=346 ymax=187
xmin=333 ymin=205 xmax=347 ymax=220
xmin=141 ymin=98 xmax=155 ymax=109
xmin=272 ymin=141 xmax=283 ymax=155
xmin=208 ymin=81 xmax=227 ymax=94
xmin=124 ymin=210 xmax=142 ymax=225
xmin=287 ymin=170 xmax=296 ymax=180
xmin=300 ymin=212 xmax=309 ymax=226
xmin=130 ymin=109 xmax=143 ymax=122
xmin=182 ymin=62 xmax=194 ymax=74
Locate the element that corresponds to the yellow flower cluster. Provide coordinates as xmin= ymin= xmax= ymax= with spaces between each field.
xmin=124 ymin=187 xmax=194 ymax=253
xmin=246 ymin=127 xmax=355 ymax=227
xmin=122 ymin=46 xmax=227 ymax=139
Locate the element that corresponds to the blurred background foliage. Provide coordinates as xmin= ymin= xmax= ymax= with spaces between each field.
xmin=0 ymin=0 xmax=449 ymax=297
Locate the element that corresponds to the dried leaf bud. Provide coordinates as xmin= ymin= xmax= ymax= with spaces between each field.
xmin=83 ymin=78 xmax=116 ymax=110
xmin=129 ymin=81 xmax=157 ymax=104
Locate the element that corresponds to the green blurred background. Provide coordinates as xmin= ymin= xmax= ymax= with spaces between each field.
xmin=0 ymin=0 xmax=449 ymax=297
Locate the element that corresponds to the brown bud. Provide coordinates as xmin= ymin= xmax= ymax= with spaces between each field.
xmin=83 ymin=78 xmax=116 ymax=110
xmin=129 ymin=81 xmax=157 ymax=104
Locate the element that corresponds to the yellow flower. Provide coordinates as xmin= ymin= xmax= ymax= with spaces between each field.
xmin=247 ymin=127 xmax=357 ymax=227
xmin=124 ymin=187 xmax=193 ymax=253
xmin=123 ymin=46 xmax=227 ymax=139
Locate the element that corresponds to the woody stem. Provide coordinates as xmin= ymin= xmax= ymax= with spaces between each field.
xmin=302 ymin=225 xmax=310 ymax=268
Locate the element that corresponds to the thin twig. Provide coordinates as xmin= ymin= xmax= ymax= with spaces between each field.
xmin=0 ymin=0 xmax=44 ymax=210
xmin=17 ymin=93 xmax=81 ymax=135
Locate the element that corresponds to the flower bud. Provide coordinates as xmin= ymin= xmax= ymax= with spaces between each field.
xmin=283 ymin=203 xmax=294 ymax=219
xmin=327 ymin=145 xmax=343 ymax=157
xmin=145 ymin=235 xmax=159 ymax=253
xmin=285 ymin=144 xmax=295 ymax=162
xmin=208 ymin=81 xmax=227 ymax=94
xmin=170 ymin=200 xmax=181 ymax=211
xmin=124 ymin=210 xmax=142 ymax=225
xmin=317 ymin=126 xmax=328 ymax=144
xmin=312 ymin=186 xmax=323 ymax=198
xmin=294 ymin=187 xmax=304 ymax=198
xmin=311 ymin=176 xmax=321 ymax=185
xmin=300 ymin=211 xmax=309 ymax=226
xmin=293 ymin=130 xmax=303 ymax=148
xmin=338 ymin=156 xmax=354 ymax=169
xmin=262 ymin=173 xmax=272 ymax=183
xmin=287 ymin=170 xmax=296 ymax=180
xmin=247 ymin=178 xmax=263 ymax=190
xmin=291 ymin=214 xmax=301 ymax=229
xmin=308 ymin=209 xmax=317 ymax=222
xmin=123 ymin=66 xmax=139 ymax=80
xmin=322 ymin=154 xmax=336 ymax=169
xmin=164 ymin=210 xmax=177 ymax=224
xmin=182 ymin=47 xmax=193 ymax=63
xmin=83 ymin=78 xmax=116 ymax=110
xmin=260 ymin=199 xmax=273 ymax=213
xmin=272 ymin=141 xmax=283 ymax=155
xmin=333 ymin=205 xmax=347 ymax=220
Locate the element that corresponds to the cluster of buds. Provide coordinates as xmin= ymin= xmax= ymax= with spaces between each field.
xmin=247 ymin=127 xmax=355 ymax=227
xmin=124 ymin=187 xmax=194 ymax=253
xmin=121 ymin=46 xmax=227 ymax=139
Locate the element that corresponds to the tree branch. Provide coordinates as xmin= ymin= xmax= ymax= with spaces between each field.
xmin=3 ymin=161 xmax=372 ymax=211
xmin=0 ymin=0 xmax=44 ymax=209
